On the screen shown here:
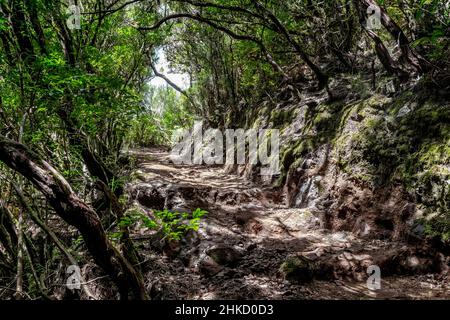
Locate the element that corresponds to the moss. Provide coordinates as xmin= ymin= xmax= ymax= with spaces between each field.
xmin=279 ymin=256 xmax=316 ymax=283
xmin=345 ymin=94 xmax=449 ymax=239
xmin=277 ymin=100 xmax=358 ymax=183
xmin=281 ymin=145 xmax=296 ymax=170
xmin=294 ymin=139 xmax=314 ymax=156
xmin=418 ymin=143 xmax=450 ymax=169
xmin=313 ymin=110 xmax=333 ymax=126
xmin=276 ymin=139 xmax=303 ymax=185
xmin=349 ymin=74 xmax=371 ymax=98
xmin=270 ymin=108 xmax=295 ymax=128
xmin=251 ymin=86 xmax=449 ymax=240
xmin=402 ymin=140 xmax=450 ymax=219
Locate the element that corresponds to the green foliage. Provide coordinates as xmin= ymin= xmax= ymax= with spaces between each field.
xmin=111 ymin=208 xmax=207 ymax=242
xmin=126 ymin=86 xmax=193 ymax=147
xmin=118 ymin=209 xmax=158 ymax=230
xmin=155 ymin=208 xmax=208 ymax=241
xmin=424 ymin=217 xmax=450 ymax=242
xmin=109 ymin=176 xmax=126 ymax=194
xmin=0 ymin=0 xmax=450 ymax=299
xmin=73 ymin=235 xmax=85 ymax=247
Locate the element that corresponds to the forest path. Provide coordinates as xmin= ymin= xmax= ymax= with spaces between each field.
xmin=126 ymin=148 xmax=449 ymax=300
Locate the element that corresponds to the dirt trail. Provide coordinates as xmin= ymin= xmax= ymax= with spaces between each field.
xmin=126 ymin=148 xmax=449 ymax=300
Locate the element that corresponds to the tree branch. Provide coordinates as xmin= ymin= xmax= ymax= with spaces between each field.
xmin=0 ymin=136 xmax=147 ymax=300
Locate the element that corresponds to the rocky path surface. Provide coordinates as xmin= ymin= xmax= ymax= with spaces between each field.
xmin=126 ymin=149 xmax=449 ymax=300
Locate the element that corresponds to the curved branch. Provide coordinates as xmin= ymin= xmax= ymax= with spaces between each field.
xmin=0 ymin=136 xmax=147 ymax=300
xmin=253 ymin=1 xmax=328 ymax=89
xmin=359 ymin=0 xmax=430 ymax=72
xmin=139 ymin=13 xmax=289 ymax=80
xmin=174 ymin=0 xmax=268 ymax=22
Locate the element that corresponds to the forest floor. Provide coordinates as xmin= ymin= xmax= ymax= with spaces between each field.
xmin=125 ymin=148 xmax=450 ymax=300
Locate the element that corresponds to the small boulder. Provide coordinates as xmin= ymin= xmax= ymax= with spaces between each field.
xmin=206 ymin=246 xmax=243 ymax=267
xmin=198 ymin=255 xmax=223 ymax=277
xmin=279 ymin=256 xmax=316 ymax=283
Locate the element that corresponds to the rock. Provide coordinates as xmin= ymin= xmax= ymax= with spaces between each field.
xmin=410 ymin=223 xmax=425 ymax=238
xmin=206 ymin=245 xmax=243 ymax=267
xmin=279 ymin=256 xmax=316 ymax=283
xmin=377 ymin=247 xmax=444 ymax=275
xmin=305 ymin=100 xmax=318 ymax=108
xmin=198 ymin=255 xmax=223 ymax=277
xmin=280 ymin=243 xmax=443 ymax=283
xmin=301 ymin=248 xmax=324 ymax=261
xmin=293 ymin=176 xmax=322 ymax=208
xmin=330 ymin=232 xmax=348 ymax=242
xmin=342 ymin=251 xmax=353 ymax=260
xmin=350 ymin=112 xmax=364 ymax=122
xmin=133 ymin=183 xmax=167 ymax=210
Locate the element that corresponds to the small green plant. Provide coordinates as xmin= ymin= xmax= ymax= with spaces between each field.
xmin=73 ymin=234 xmax=84 ymax=247
xmin=109 ymin=176 xmax=126 ymax=193
xmin=154 ymin=208 xmax=208 ymax=241
xmin=109 ymin=208 xmax=207 ymax=242
xmin=118 ymin=209 xmax=158 ymax=229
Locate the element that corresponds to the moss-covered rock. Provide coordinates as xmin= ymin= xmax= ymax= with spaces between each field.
xmin=270 ymin=108 xmax=295 ymax=128
xmin=279 ymin=256 xmax=316 ymax=283
xmin=242 ymin=76 xmax=449 ymax=241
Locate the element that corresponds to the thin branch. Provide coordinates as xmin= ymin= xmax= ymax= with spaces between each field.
xmin=139 ymin=13 xmax=289 ymax=79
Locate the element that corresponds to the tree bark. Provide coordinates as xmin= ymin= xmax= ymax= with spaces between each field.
xmin=14 ymin=210 xmax=24 ymax=300
xmin=353 ymin=0 xmax=409 ymax=81
xmin=358 ymin=0 xmax=429 ymax=72
xmin=0 ymin=136 xmax=147 ymax=300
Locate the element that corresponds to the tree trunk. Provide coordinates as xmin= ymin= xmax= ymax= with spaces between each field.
xmin=359 ymin=0 xmax=429 ymax=72
xmin=353 ymin=0 xmax=409 ymax=81
xmin=14 ymin=210 xmax=24 ymax=300
xmin=0 ymin=136 xmax=148 ymax=300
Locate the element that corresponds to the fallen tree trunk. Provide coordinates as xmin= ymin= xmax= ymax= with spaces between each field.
xmin=0 ymin=136 xmax=147 ymax=300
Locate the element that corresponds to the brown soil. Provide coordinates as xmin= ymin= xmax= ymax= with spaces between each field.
xmin=124 ymin=148 xmax=450 ymax=300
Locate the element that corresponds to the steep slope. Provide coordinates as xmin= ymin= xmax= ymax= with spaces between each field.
xmin=230 ymin=75 xmax=449 ymax=245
